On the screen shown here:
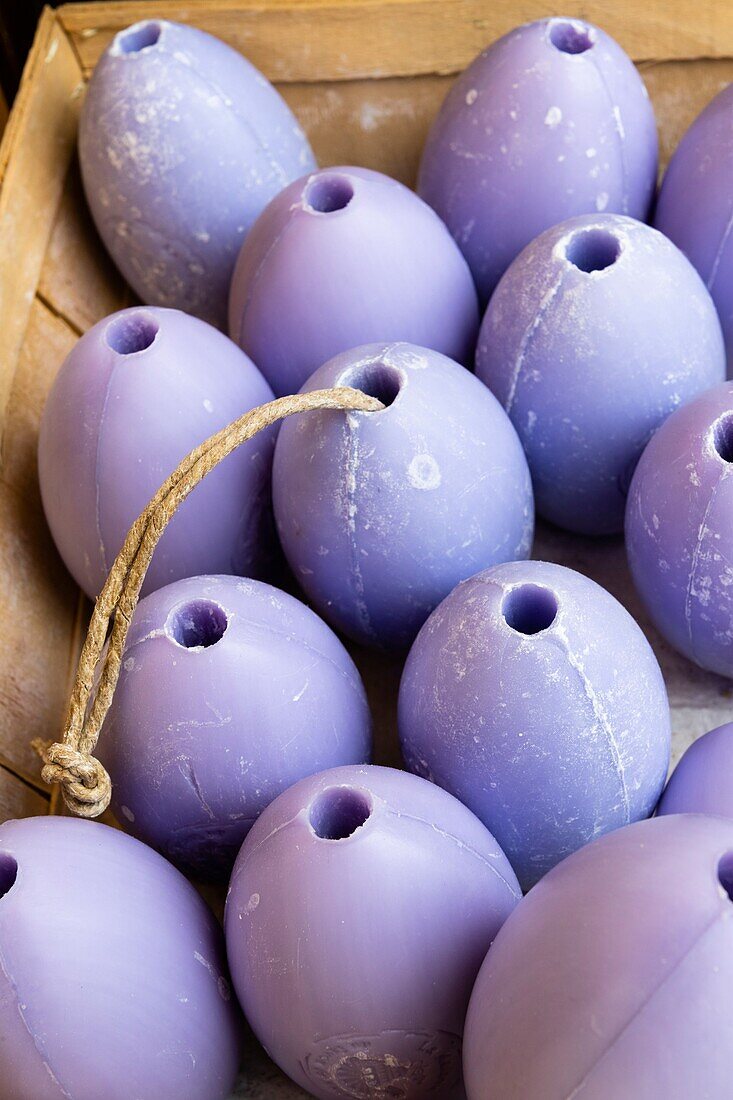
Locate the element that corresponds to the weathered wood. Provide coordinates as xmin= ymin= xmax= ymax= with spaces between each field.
xmin=0 ymin=297 xmax=84 ymax=782
xmin=0 ymin=9 xmax=82 ymax=450
xmin=57 ymin=0 xmax=733 ymax=82
xmin=0 ymin=765 xmax=49 ymax=821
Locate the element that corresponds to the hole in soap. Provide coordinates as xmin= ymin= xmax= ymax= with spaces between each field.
xmin=550 ymin=20 xmax=594 ymax=54
xmin=348 ymin=360 xmax=403 ymax=410
xmin=503 ymin=584 xmax=558 ymax=635
xmin=169 ymin=600 xmax=228 ymax=649
xmin=105 ymin=312 xmax=159 ymax=355
xmin=310 ymin=787 xmax=372 ymax=840
xmin=713 ymin=413 xmax=733 ymax=463
xmin=566 ymin=228 xmax=621 ymax=273
xmin=718 ymin=853 xmax=733 ymax=901
xmin=0 ymin=854 xmax=17 ymax=899
xmin=304 ymin=174 xmax=354 ymax=214
xmin=118 ymin=21 xmax=162 ymax=54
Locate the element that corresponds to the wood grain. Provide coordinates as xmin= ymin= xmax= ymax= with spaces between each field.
xmin=58 ymin=0 xmax=733 ymax=82
xmin=0 ymin=298 xmax=84 ymax=781
xmin=0 ymin=10 xmax=83 ymax=451
xmin=0 ymin=765 xmax=49 ymax=822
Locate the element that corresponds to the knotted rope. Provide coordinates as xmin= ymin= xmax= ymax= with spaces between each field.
xmin=33 ymin=387 xmax=383 ymax=817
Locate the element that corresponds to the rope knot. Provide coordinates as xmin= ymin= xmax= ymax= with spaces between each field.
xmin=35 ymin=740 xmax=111 ymax=818
xmin=36 ymin=388 xmax=380 ymax=819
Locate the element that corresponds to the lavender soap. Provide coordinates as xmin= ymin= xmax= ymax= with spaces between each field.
xmin=476 ymin=214 xmax=725 ymax=534
xmin=419 ymin=17 xmax=657 ymax=303
xmin=229 ymin=167 xmax=479 ymax=395
xmin=97 ymin=575 xmax=372 ymax=878
xmin=39 ymin=307 xmax=275 ymax=599
xmin=463 ymin=815 xmax=733 ymax=1098
xmin=655 ymin=84 xmax=733 ymax=373
xmin=80 ymin=19 xmax=315 ymax=328
xmin=0 ymin=817 xmax=239 ymax=1099
xmin=658 ymin=722 xmax=733 ymax=818
xmin=399 ymin=560 xmax=671 ymax=889
xmin=626 ymin=382 xmax=733 ymax=677
xmin=273 ymin=343 xmax=533 ymax=649
xmin=225 ymin=765 xmax=520 ymax=1099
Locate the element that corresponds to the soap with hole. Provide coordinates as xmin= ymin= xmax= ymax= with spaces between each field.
xmin=79 ymin=18 xmax=315 ymax=328
xmin=626 ymin=382 xmax=733 ymax=678
xmin=272 ymin=342 xmax=533 ymax=650
xmin=0 ymin=816 xmax=239 ymax=1099
xmin=418 ymin=16 xmax=658 ymax=305
xmin=476 ymin=213 xmax=725 ymax=535
xmin=463 ymin=814 xmax=733 ymax=1098
xmin=225 ymin=764 xmax=520 ymax=1099
xmin=38 ymin=306 xmax=276 ymax=600
xmin=398 ymin=560 xmax=671 ymax=890
xmin=655 ymin=83 xmax=733 ymax=374
xmin=96 ymin=575 xmax=372 ymax=879
xmin=228 ymin=166 xmax=480 ymax=396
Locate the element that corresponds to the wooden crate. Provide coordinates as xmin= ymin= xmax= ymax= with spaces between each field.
xmin=1 ymin=2 xmax=733 ymax=1095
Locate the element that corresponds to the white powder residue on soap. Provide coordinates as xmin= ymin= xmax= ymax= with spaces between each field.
xmin=408 ymin=454 xmax=442 ymax=490
xmin=466 ymin=88 xmax=478 ymax=106
xmin=544 ymin=106 xmax=562 ymax=128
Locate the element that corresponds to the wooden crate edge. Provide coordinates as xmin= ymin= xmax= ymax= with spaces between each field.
xmin=56 ymin=0 xmax=733 ymax=82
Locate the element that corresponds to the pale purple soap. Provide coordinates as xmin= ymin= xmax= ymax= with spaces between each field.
xmin=399 ymin=560 xmax=671 ymax=890
xmin=0 ymin=816 xmax=239 ymax=1100
xmin=419 ymin=17 xmax=657 ymax=304
xmin=228 ymin=167 xmax=480 ymax=396
xmin=658 ymin=723 xmax=733 ymax=818
xmin=272 ymin=343 xmax=533 ymax=650
xmin=225 ymin=765 xmax=520 ymax=1100
xmin=626 ymin=382 xmax=733 ymax=678
xmin=463 ymin=815 xmax=733 ymax=1099
xmin=38 ymin=307 xmax=275 ymax=600
xmin=97 ymin=575 xmax=372 ymax=879
xmin=79 ymin=19 xmax=315 ymax=328
xmin=476 ymin=214 xmax=725 ymax=535
xmin=655 ymin=84 xmax=733 ymax=374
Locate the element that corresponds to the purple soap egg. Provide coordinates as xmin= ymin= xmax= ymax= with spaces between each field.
xmin=38 ymin=306 xmax=275 ymax=600
xmin=658 ymin=723 xmax=733 ymax=818
xmin=228 ymin=167 xmax=479 ymax=396
xmin=476 ymin=214 xmax=725 ymax=535
xmin=418 ymin=17 xmax=657 ymax=304
xmin=626 ymin=382 xmax=733 ymax=677
xmin=272 ymin=342 xmax=533 ymax=649
xmin=225 ymin=764 xmax=520 ymax=1099
xmin=79 ymin=19 xmax=315 ymax=328
xmin=97 ymin=575 xmax=371 ymax=879
xmin=463 ymin=815 xmax=733 ymax=1098
xmin=399 ymin=560 xmax=671 ymax=890
xmin=0 ymin=816 xmax=239 ymax=1099
xmin=655 ymin=85 xmax=733 ymax=374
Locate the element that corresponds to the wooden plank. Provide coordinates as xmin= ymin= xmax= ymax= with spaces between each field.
xmin=38 ymin=158 xmax=132 ymax=334
xmin=0 ymin=765 xmax=49 ymax=824
xmin=58 ymin=0 xmax=733 ymax=82
xmin=0 ymin=296 xmax=83 ymax=782
xmin=282 ymin=74 xmax=448 ymax=185
xmin=0 ymin=9 xmax=82 ymax=452
xmin=641 ymin=57 xmax=733 ymax=168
